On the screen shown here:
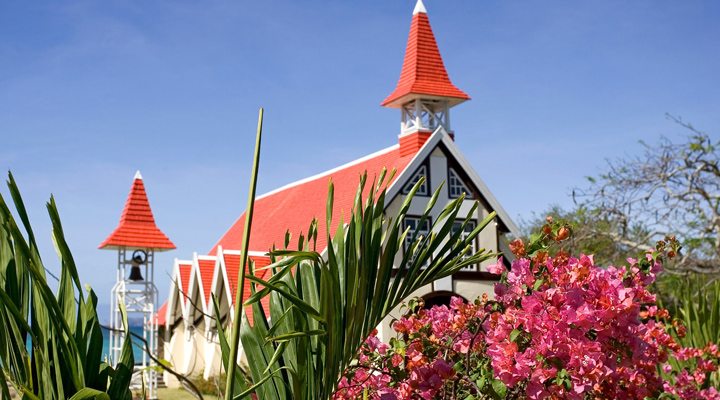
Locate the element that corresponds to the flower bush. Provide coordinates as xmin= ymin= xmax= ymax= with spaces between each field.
xmin=334 ymin=222 xmax=720 ymax=399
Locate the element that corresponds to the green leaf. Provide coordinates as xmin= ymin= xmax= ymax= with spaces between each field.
xmin=266 ymin=330 xmax=326 ymax=343
xmin=225 ymin=108 xmax=266 ymax=400
xmin=533 ymin=278 xmax=544 ymax=291
xmin=492 ymin=379 xmax=507 ymax=398
xmin=68 ymin=388 xmax=111 ymax=400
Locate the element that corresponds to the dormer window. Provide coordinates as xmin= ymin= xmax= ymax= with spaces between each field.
xmin=403 ymin=164 xmax=430 ymax=196
xmin=448 ymin=167 xmax=472 ymax=199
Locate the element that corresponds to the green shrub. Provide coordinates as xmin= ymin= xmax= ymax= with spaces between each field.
xmin=0 ymin=173 xmax=135 ymax=400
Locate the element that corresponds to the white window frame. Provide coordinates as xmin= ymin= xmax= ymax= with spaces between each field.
xmin=403 ymin=216 xmax=432 ymax=267
xmin=402 ymin=164 xmax=430 ymax=196
xmin=452 ymin=219 xmax=478 ymax=271
xmin=448 ymin=167 xmax=473 ymax=199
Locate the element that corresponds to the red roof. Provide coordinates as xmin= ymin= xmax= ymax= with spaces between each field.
xmin=222 ymin=252 xmax=272 ymax=297
xmin=178 ymin=262 xmax=192 ymax=305
xmin=221 ymin=251 xmax=272 ymax=323
xmin=381 ymin=4 xmax=469 ymax=108
xmin=163 ymin=261 xmax=191 ymax=326
xmin=155 ymin=301 xmax=168 ymax=327
xmin=99 ymin=172 xmax=175 ymax=250
xmin=197 ymin=256 xmax=217 ymax=307
xmin=210 ymin=145 xmax=415 ymax=254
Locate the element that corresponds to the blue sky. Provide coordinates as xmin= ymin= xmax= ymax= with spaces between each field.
xmin=2 ymin=0 xmax=719 ymax=317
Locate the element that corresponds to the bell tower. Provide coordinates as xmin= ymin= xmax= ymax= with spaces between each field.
xmin=382 ymin=0 xmax=470 ymax=156
xmin=100 ymin=171 xmax=175 ymax=400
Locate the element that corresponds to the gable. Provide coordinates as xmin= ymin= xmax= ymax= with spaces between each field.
xmin=197 ymin=256 xmax=217 ymax=308
xmin=437 ymin=135 xmax=519 ymax=235
xmin=209 ymin=127 xmax=517 ymax=265
xmin=185 ymin=264 xmax=204 ymax=322
xmin=178 ymin=263 xmax=191 ymax=303
xmin=386 ymin=128 xmax=519 ymax=236
xmin=167 ymin=260 xmax=192 ymax=325
xmin=219 ymin=249 xmax=272 ymax=324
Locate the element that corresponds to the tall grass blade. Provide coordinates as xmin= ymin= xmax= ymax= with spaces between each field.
xmin=225 ymin=107 xmax=264 ymax=399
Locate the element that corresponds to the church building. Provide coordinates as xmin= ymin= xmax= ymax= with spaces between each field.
xmin=157 ymin=0 xmax=519 ymax=383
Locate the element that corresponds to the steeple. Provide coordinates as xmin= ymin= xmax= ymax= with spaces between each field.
xmin=100 ymin=171 xmax=173 ymax=399
xmin=99 ymin=171 xmax=175 ymax=250
xmin=383 ymin=0 xmax=469 ymax=154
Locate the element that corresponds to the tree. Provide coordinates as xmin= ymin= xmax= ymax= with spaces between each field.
xmin=572 ymin=116 xmax=719 ymax=275
xmin=521 ymin=205 xmax=636 ymax=267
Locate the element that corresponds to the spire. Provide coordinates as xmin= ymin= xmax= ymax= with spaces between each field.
xmin=382 ymin=1 xmax=469 ymax=108
xmin=413 ymin=0 xmax=426 ymax=15
xmin=99 ymin=173 xmax=175 ymax=250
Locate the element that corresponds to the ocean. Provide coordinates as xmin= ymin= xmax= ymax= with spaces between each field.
xmin=24 ymin=326 xmax=149 ymax=364
xmin=100 ymin=326 xmax=150 ymax=363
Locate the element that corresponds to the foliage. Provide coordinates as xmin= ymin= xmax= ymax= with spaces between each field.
xmin=225 ymin=108 xmax=264 ymax=399
xmin=337 ymin=222 xmax=720 ymax=399
xmin=0 ymin=173 xmax=135 ymax=400
xmin=521 ymin=206 xmax=639 ymax=267
xmin=216 ymin=173 xmax=497 ymax=399
xmin=574 ymin=116 xmax=720 ymax=275
xmin=661 ymin=276 xmax=720 ymax=388
xmin=190 ymin=373 xmax=227 ymax=397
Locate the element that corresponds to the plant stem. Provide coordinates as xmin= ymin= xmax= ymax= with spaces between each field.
xmin=224 ymin=108 xmax=264 ymax=399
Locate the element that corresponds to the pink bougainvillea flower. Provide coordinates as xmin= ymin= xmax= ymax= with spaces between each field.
xmin=486 ymin=256 xmax=506 ymax=275
xmin=334 ymin=250 xmax=720 ymax=400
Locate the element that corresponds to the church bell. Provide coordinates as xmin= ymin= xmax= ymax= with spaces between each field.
xmin=129 ymin=250 xmax=146 ymax=281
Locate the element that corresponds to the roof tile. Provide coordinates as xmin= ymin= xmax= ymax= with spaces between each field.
xmin=382 ymin=10 xmax=469 ymax=107
xmin=197 ymin=257 xmax=217 ymax=306
xmin=99 ymin=175 xmax=175 ymax=250
xmin=178 ymin=262 xmax=192 ymax=305
xmin=210 ymin=145 xmax=415 ymax=254
xmin=155 ymin=302 xmax=168 ymax=327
